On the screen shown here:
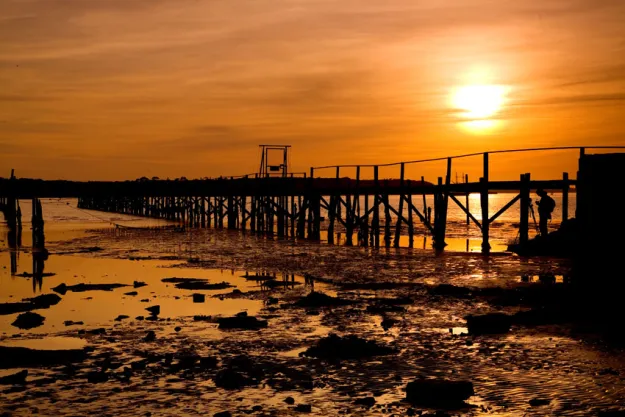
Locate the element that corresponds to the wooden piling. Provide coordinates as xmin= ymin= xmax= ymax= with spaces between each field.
xmin=480 ymin=153 xmax=490 ymax=253
xmin=520 ymin=173 xmax=530 ymax=245
xmin=562 ymin=172 xmax=569 ymax=221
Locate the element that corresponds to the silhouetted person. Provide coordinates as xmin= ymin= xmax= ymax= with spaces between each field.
xmin=536 ymin=189 xmax=555 ymax=237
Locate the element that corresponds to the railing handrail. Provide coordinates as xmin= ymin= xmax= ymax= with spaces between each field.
xmin=311 ymin=146 xmax=625 ymax=170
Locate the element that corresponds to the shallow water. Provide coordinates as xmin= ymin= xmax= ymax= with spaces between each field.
xmin=1 ymin=199 xmax=624 ymax=417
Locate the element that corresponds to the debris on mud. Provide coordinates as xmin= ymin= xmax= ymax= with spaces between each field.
xmin=0 ymin=369 xmax=28 ymax=385
xmin=294 ymin=291 xmax=353 ymax=308
xmin=466 ymin=313 xmax=512 ymax=335
xmin=0 ymin=293 xmax=62 ymax=315
xmin=0 ymin=345 xmax=86 ymax=368
xmin=405 ymin=379 xmax=474 ymax=407
xmin=133 ymin=281 xmax=147 ymax=288
xmin=12 ymin=311 xmax=45 ymax=329
xmin=64 ymin=320 xmax=83 ymax=326
xmin=161 ymin=277 xmax=232 ymax=290
xmin=218 ymin=312 xmax=268 ymax=330
xmin=301 ymin=334 xmax=395 ymax=359
xmin=52 ymin=283 xmax=128 ymax=295
xmin=354 ymin=396 xmax=376 ymax=407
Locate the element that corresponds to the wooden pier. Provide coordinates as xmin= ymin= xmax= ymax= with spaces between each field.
xmin=2 ymin=147 xmax=623 ymax=254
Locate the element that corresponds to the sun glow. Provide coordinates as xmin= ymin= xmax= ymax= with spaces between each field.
xmin=452 ymin=85 xmax=506 ymax=119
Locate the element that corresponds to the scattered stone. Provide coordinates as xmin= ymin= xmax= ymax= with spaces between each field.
xmin=354 ymin=397 xmax=376 ymax=407
xmin=0 ymin=370 xmax=28 ymax=385
xmin=87 ymin=371 xmax=108 ymax=383
xmin=52 ymin=283 xmax=128 ymax=295
xmin=135 ymin=316 xmax=145 ymax=321
xmin=130 ymin=360 xmax=147 ymax=371
xmin=213 ymin=412 xmax=231 ymax=417
xmin=144 ymin=331 xmax=156 ymax=342
xmin=429 ymin=284 xmax=471 ymax=296
xmin=366 ymin=304 xmax=406 ymax=313
xmin=124 ymin=291 xmax=138 ymax=296
xmin=213 ymin=368 xmax=252 ymax=390
xmin=302 ymin=334 xmax=395 ymax=359
xmin=64 ymin=320 xmax=83 ymax=326
xmin=162 ymin=277 xmax=233 ymax=291
xmin=114 ymin=315 xmax=129 ymax=322
xmin=405 ymin=379 xmax=474 ymax=407
xmin=252 ymin=405 xmax=262 ymax=412
xmin=174 ymin=326 xmax=182 ymax=332
xmin=0 ymin=293 xmax=61 ymax=315
xmin=306 ymin=310 xmax=320 ymax=316
xmin=381 ymin=317 xmax=399 ymax=330
xmin=529 ymin=398 xmax=551 ymax=407
xmin=0 ymin=345 xmax=86 ymax=368
xmin=200 ymin=356 xmax=218 ymax=369
xmin=12 ymin=311 xmax=45 ymax=330
xmin=267 ymin=297 xmax=279 ymax=305
xmin=193 ymin=293 xmax=205 ymax=303
xmin=218 ymin=313 xmax=268 ymax=330
xmin=140 ymin=299 xmax=150 ymax=302
xmin=145 ymin=305 xmax=160 ymax=316
xmin=466 ymin=313 xmax=512 ymax=335
xmin=295 ymin=291 xmax=352 ymax=307
xmin=284 ymin=397 xmax=295 ymax=405
xmin=133 ymin=281 xmax=147 ymax=288
xmin=294 ymin=404 xmax=312 ymax=412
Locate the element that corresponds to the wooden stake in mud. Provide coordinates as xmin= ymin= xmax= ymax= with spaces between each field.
xmin=562 ymin=172 xmax=569 ymax=221
xmin=393 ymin=163 xmax=405 ymax=248
xmin=520 ymin=173 xmax=530 ymax=245
xmin=481 ymin=152 xmax=491 ymax=253
xmin=372 ymin=166 xmax=380 ymax=247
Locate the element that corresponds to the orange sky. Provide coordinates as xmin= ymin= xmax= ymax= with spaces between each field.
xmin=1 ymin=0 xmax=624 ymax=181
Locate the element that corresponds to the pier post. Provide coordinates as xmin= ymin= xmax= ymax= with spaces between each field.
xmin=562 ymin=172 xmax=569 ymax=221
xmin=480 ymin=152 xmax=491 ymax=253
xmin=393 ymin=163 xmax=405 ymax=248
xmin=520 ymin=173 xmax=530 ymax=245
xmin=465 ymin=174 xmax=470 ymax=225
xmin=372 ymin=166 xmax=380 ymax=247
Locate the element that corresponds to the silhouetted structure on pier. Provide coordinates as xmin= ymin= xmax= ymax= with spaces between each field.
xmin=1 ymin=147 xmax=623 ymax=254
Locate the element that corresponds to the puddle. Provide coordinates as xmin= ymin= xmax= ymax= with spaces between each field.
xmin=0 ymin=336 xmax=87 ymax=350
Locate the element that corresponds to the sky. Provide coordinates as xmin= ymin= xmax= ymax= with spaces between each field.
xmin=1 ymin=0 xmax=624 ymax=181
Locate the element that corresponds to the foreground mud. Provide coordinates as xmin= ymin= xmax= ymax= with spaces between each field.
xmin=1 ymin=227 xmax=624 ymax=416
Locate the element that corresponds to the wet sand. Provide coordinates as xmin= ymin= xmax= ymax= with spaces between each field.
xmin=1 ymin=201 xmax=624 ymax=416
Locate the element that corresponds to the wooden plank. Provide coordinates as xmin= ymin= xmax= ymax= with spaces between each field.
xmin=449 ymin=194 xmax=482 ymax=230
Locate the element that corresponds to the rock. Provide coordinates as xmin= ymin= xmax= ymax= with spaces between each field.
xmin=64 ymin=320 xmax=83 ymax=326
xmin=114 ymin=315 xmax=129 ymax=321
xmin=302 ymin=334 xmax=395 ymax=359
xmin=193 ymin=315 xmax=212 ymax=321
xmin=192 ymin=293 xmax=205 ymax=303
xmin=162 ymin=277 xmax=233 ymax=290
xmin=306 ymin=310 xmax=320 ymax=316
xmin=0 ymin=370 xmax=28 ymax=385
xmin=200 ymin=356 xmax=218 ymax=369
xmin=405 ymin=379 xmax=474 ymax=407
xmin=174 ymin=326 xmax=182 ymax=332
xmin=366 ymin=304 xmax=406 ymax=314
xmin=124 ymin=291 xmax=138 ymax=296
xmin=466 ymin=313 xmax=512 ymax=335
xmin=12 ymin=311 xmax=45 ymax=329
xmin=354 ymin=397 xmax=376 ymax=407
xmin=177 ymin=355 xmax=199 ymax=369
xmin=145 ymin=305 xmax=160 ymax=316
xmin=213 ymin=412 xmax=231 ymax=417
xmin=130 ymin=360 xmax=147 ymax=371
xmin=295 ymin=291 xmax=351 ymax=307
xmin=52 ymin=283 xmax=128 ymax=295
xmin=87 ymin=371 xmax=108 ymax=383
xmin=251 ymin=405 xmax=262 ymax=411
xmin=133 ymin=281 xmax=147 ymax=288
xmin=294 ymin=404 xmax=312 ymax=412
xmin=598 ymin=411 xmax=625 ymax=417
xmin=267 ymin=297 xmax=279 ymax=305
xmin=140 ymin=299 xmax=150 ymax=302
xmin=213 ymin=369 xmax=252 ymax=390
xmin=0 ymin=293 xmax=61 ymax=316
xmin=429 ymin=284 xmax=471 ymax=296
xmin=284 ymin=396 xmax=295 ymax=405
xmin=144 ymin=331 xmax=156 ymax=342
xmin=135 ymin=316 xmax=145 ymax=321
xmin=529 ymin=398 xmax=551 ymax=407
xmin=218 ymin=314 xmax=268 ymax=330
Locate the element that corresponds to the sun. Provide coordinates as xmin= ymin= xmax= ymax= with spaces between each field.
xmin=452 ymin=85 xmax=506 ymax=120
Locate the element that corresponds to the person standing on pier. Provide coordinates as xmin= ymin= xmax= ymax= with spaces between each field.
xmin=536 ymin=189 xmax=556 ymax=237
